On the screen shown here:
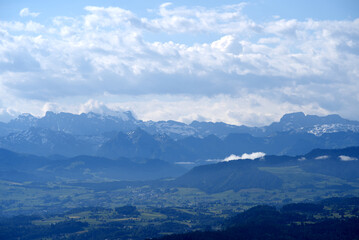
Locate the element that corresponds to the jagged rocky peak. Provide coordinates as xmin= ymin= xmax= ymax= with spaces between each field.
xmin=7 ymin=113 xmax=39 ymax=130
xmin=35 ymin=110 xmax=137 ymax=125
xmin=39 ymin=111 xmax=72 ymax=120
xmin=279 ymin=112 xmax=306 ymax=123
xmin=16 ymin=113 xmax=38 ymax=121
xmin=276 ymin=112 xmax=313 ymax=130
xmin=113 ymin=110 xmax=136 ymax=121
xmin=84 ymin=110 xmax=137 ymax=121
xmin=279 ymin=112 xmax=353 ymax=125
xmin=268 ymin=112 xmax=359 ymax=136
xmin=45 ymin=111 xmax=56 ymax=117
xmin=3 ymin=110 xmax=140 ymax=136
xmin=3 ymin=111 xmax=359 ymax=140
xmin=43 ymin=111 xmax=76 ymax=121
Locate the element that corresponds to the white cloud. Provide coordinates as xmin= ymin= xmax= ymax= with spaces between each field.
xmin=0 ymin=4 xmax=358 ymax=125
xmin=148 ymin=3 xmax=256 ymax=34
xmin=0 ymin=108 xmax=19 ymax=122
xmin=339 ymin=155 xmax=358 ymax=161
xmin=19 ymin=8 xmax=40 ymax=18
xmin=25 ymin=21 xmax=44 ymax=32
xmin=79 ymin=99 xmax=132 ymax=119
xmin=222 ymin=152 xmax=266 ymax=162
xmin=175 ymin=161 xmax=195 ymax=165
xmin=222 ymin=154 xmax=241 ymax=161
xmin=315 ymin=155 xmax=329 ymax=160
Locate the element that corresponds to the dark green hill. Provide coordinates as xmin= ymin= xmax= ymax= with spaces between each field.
xmin=170 ymin=146 xmax=359 ymax=194
xmin=156 ymin=197 xmax=359 ymax=240
xmin=300 ymin=146 xmax=359 ymax=180
xmin=174 ymin=160 xmax=283 ymax=193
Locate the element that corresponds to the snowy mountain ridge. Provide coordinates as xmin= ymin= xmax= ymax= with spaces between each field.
xmin=1 ymin=111 xmax=359 ymax=139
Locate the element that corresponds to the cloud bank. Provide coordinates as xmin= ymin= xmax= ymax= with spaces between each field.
xmin=0 ymin=3 xmax=358 ymax=125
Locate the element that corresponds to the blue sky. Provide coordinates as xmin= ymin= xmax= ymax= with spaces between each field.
xmin=1 ymin=0 xmax=358 ymax=21
xmin=0 ymin=0 xmax=358 ymax=125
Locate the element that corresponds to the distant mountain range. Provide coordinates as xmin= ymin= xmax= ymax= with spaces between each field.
xmin=2 ymin=111 xmax=359 ymax=138
xmin=0 ymin=111 xmax=359 ymax=160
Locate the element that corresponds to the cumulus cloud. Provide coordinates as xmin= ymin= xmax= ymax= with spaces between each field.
xmin=315 ymin=155 xmax=329 ymax=160
xmin=0 ymin=3 xmax=359 ymax=125
xmin=222 ymin=152 xmax=266 ymax=162
xmin=79 ymin=99 xmax=133 ymax=119
xmin=147 ymin=3 xmax=255 ymax=34
xmin=222 ymin=154 xmax=242 ymax=161
xmin=19 ymin=8 xmax=40 ymax=18
xmin=339 ymin=155 xmax=358 ymax=161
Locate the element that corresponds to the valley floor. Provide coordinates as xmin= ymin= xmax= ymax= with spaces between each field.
xmin=1 ymin=175 xmax=359 ymax=239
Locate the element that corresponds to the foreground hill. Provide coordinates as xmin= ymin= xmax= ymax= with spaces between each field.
xmin=156 ymin=197 xmax=359 ymax=240
xmin=170 ymin=146 xmax=359 ymax=193
xmin=174 ymin=160 xmax=283 ymax=193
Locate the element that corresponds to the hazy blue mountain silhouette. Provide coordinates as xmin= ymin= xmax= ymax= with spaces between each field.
xmin=1 ymin=146 xmax=359 ymax=193
xmin=0 ymin=148 xmax=186 ymax=182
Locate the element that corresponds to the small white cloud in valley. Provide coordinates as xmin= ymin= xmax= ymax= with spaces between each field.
xmin=222 ymin=154 xmax=242 ymax=162
xmin=222 ymin=152 xmax=266 ymax=162
xmin=175 ymin=162 xmax=195 ymax=165
xmin=339 ymin=155 xmax=358 ymax=161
